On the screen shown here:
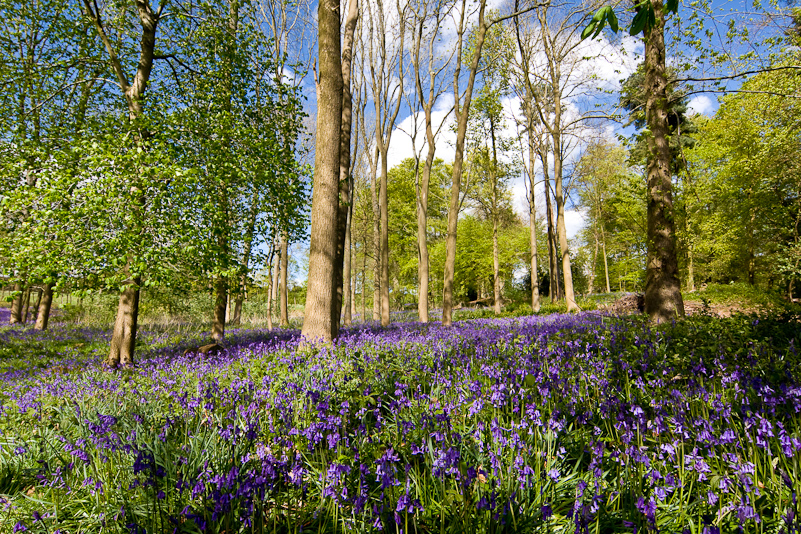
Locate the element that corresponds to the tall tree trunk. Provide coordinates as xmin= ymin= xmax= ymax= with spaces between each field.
xmin=280 ymin=232 xmax=289 ymax=327
xmin=300 ymin=0 xmax=343 ymax=343
xmin=362 ymin=249 xmax=368 ymax=321
xmin=20 ymin=285 xmax=31 ymax=323
xmin=643 ymin=0 xmax=684 ymax=322
xmin=371 ymin=154 xmax=381 ymax=322
xmin=343 ymin=201 xmax=353 ymax=327
xmin=590 ymin=231 xmax=598 ymax=295
xmin=232 ymin=192 xmax=260 ymax=326
xmin=551 ymin=100 xmax=577 ymax=312
xmin=272 ymin=251 xmax=281 ymax=309
xmin=333 ymin=0 xmax=359 ymax=337
xmin=443 ymin=0 xmax=487 ymax=326
xmin=490 ymin=123 xmax=501 ymax=315
xmin=541 ymin=154 xmax=559 ymax=302
xmin=34 ymin=282 xmax=53 ymax=330
xmin=416 ymin=139 xmax=434 ymax=323
xmin=379 ymin=150 xmax=390 ymax=326
xmin=31 ymin=287 xmax=42 ymax=322
xmin=211 ymin=0 xmax=241 ymax=341
xmin=529 ymin=185 xmax=541 ymax=312
xmin=601 ymin=225 xmax=611 ymax=293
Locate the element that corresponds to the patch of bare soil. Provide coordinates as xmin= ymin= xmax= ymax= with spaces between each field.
xmin=598 ymin=293 xmax=644 ymax=315
xmin=600 ymin=293 xmax=757 ymax=317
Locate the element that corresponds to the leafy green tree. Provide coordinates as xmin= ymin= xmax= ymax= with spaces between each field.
xmin=465 ymin=83 xmax=517 ymax=313
xmin=173 ymin=0 xmax=309 ymax=340
xmin=387 ymin=158 xmax=451 ymax=310
xmin=574 ymin=140 xmax=629 ymax=294
xmin=687 ymin=62 xmax=801 ymax=297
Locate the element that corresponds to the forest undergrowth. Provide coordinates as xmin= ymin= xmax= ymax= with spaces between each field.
xmin=1 ymin=308 xmax=800 ymax=533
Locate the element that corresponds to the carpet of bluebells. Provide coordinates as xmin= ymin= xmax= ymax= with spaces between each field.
xmin=1 ymin=312 xmax=800 ymax=533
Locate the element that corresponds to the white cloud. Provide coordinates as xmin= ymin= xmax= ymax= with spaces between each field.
xmin=688 ymin=95 xmax=715 ymax=116
xmin=564 ymin=209 xmax=585 ymax=239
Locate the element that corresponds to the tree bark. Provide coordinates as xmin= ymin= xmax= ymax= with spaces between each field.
xmin=280 ymin=232 xmax=289 ymax=327
xmin=300 ymin=0 xmax=343 ymax=344
xmin=20 ymin=285 xmax=31 ymax=323
xmin=490 ymin=122 xmax=501 ymax=315
xmin=540 ymin=152 xmax=559 ymax=302
xmin=31 ymin=287 xmax=42 ymax=322
xmin=109 ymin=277 xmax=140 ymax=367
xmin=333 ymin=0 xmax=359 ymax=337
xmin=366 ymin=0 xmax=404 ymax=327
xmin=549 ymin=70 xmax=577 ymax=312
xmin=443 ymin=0 xmax=488 ymax=326
xmin=343 ymin=200 xmax=353 ymax=327
xmin=416 ymin=137 xmax=434 ymax=323
xmin=601 ymin=225 xmax=611 ymax=293
xmin=212 ymin=277 xmax=227 ymax=341
xmin=34 ymin=282 xmax=53 ymax=330
xmin=368 ymin=145 xmax=381 ymax=322
xmin=9 ymin=283 xmax=23 ymax=325
xmin=643 ymin=0 xmax=684 ymax=322
xmin=379 ymin=149 xmax=391 ymax=325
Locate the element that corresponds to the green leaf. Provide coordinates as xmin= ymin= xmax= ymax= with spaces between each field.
xmin=608 ymin=9 xmax=619 ymax=32
xmin=581 ymin=20 xmax=598 ymax=40
xmin=665 ymin=0 xmax=679 ymax=13
xmin=630 ymin=9 xmax=648 ymax=35
xmin=593 ymin=18 xmax=608 ymax=39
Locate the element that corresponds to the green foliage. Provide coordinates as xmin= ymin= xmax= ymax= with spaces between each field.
xmin=685 ymin=59 xmax=801 ymax=295
xmin=688 ymin=283 xmax=793 ymax=310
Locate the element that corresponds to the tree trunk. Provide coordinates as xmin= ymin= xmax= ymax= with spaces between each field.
xmin=416 ymin=135 xmax=435 ymax=323
xmin=108 ymin=277 xmax=140 ymax=367
xmin=280 ymin=232 xmax=289 ymax=327
xmin=343 ymin=201 xmax=353 ymax=327
xmin=20 ymin=285 xmax=31 ymax=323
xmin=541 ymin=154 xmax=559 ymax=302
xmin=643 ymin=0 xmax=684 ymax=322
xmin=212 ymin=277 xmax=227 ymax=341
xmin=590 ymin=231 xmax=598 ymax=295
xmin=232 ymin=293 xmax=244 ymax=325
xmin=31 ymin=287 xmax=42 ymax=322
xmin=34 ymin=282 xmax=53 ymax=331
xmin=333 ymin=0 xmax=359 ymax=337
xmin=551 ymin=97 xmax=578 ymax=312
xmin=526 ymin=141 xmax=541 ymax=313
xmin=601 ymin=227 xmax=611 ymax=294
xmin=490 ymin=123 xmax=501 ymax=315
xmin=362 ymin=249 xmax=368 ymax=322
xmin=300 ymin=0 xmax=343 ymax=344
xmin=379 ymin=150 xmax=390 ymax=326
xmin=443 ymin=0 xmax=488 ymax=327
xmin=232 ymin=190 xmax=260 ymax=326
xmin=272 ymin=251 xmax=281 ymax=310
xmin=371 ymin=152 xmax=381 ymax=322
